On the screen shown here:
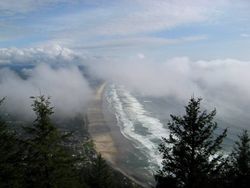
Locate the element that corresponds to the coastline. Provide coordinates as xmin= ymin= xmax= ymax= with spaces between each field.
xmin=87 ymin=83 xmax=117 ymax=164
xmin=87 ymin=83 xmax=152 ymax=188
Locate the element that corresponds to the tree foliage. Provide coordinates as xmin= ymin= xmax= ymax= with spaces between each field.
xmin=22 ymin=96 xmax=79 ymax=188
xmin=0 ymin=95 xmax=139 ymax=188
xmin=156 ymin=98 xmax=227 ymax=188
xmin=0 ymin=98 xmax=24 ymax=187
xmin=84 ymin=154 xmax=114 ymax=188
xmin=3 ymin=94 xmax=249 ymax=188
xmin=225 ymin=130 xmax=250 ymax=188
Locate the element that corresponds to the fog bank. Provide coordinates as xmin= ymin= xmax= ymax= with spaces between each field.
xmin=89 ymin=57 xmax=250 ymax=130
xmin=0 ymin=46 xmax=92 ymax=119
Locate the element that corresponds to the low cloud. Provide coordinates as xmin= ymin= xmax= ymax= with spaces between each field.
xmin=0 ymin=46 xmax=92 ymax=119
xmin=0 ymin=45 xmax=79 ymax=65
xmin=90 ymin=57 xmax=250 ymax=129
xmin=1 ymin=45 xmax=250 ymax=130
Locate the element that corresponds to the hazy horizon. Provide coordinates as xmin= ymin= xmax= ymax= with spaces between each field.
xmin=0 ymin=0 xmax=250 ymax=131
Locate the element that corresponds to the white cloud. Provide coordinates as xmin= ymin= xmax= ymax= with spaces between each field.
xmin=0 ymin=44 xmax=79 ymax=65
xmin=1 ymin=0 xmax=247 ymax=54
xmin=0 ymin=46 xmax=92 ymax=119
xmin=92 ymin=0 xmax=225 ymax=36
xmin=1 ymin=43 xmax=250 ymax=130
xmin=0 ymin=64 xmax=92 ymax=119
xmin=23 ymin=0 xmax=218 ymax=49
xmin=89 ymin=56 xmax=250 ymax=129
xmin=240 ymin=33 xmax=250 ymax=38
xmin=137 ymin=53 xmax=145 ymax=59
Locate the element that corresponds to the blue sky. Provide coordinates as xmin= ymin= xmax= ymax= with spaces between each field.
xmin=1 ymin=0 xmax=250 ymax=60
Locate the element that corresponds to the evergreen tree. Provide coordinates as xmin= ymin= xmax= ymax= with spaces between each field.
xmin=0 ymin=98 xmax=24 ymax=187
xmin=156 ymin=98 xmax=227 ymax=188
xmin=227 ymin=130 xmax=250 ymax=188
xmin=86 ymin=153 xmax=115 ymax=188
xmin=22 ymin=96 xmax=79 ymax=188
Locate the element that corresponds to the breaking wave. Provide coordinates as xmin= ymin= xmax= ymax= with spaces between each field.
xmin=106 ymin=84 xmax=170 ymax=171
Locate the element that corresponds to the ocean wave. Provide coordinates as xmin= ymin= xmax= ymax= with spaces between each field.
xmin=105 ymin=84 xmax=170 ymax=172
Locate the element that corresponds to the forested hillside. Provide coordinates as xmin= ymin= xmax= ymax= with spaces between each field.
xmin=0 ymin=96 xmax=140 ymax=188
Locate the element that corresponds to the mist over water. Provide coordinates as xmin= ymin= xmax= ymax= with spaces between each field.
xmin=90 ymin=57 xmax=250 ymax=139
xmin=0 ymin=46 xmax=249 ymax=152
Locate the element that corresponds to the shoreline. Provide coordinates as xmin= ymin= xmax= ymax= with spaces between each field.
xmin=87 ymin=83 xmax=117 ymax=164
xmin=87 ymin=83 xmax=152 ymax=188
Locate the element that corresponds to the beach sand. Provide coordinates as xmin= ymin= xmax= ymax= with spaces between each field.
xmin=87 ymin=83 xmax=152 ymax=187
xmin=87 ymin=83 xmax=117 ymax=164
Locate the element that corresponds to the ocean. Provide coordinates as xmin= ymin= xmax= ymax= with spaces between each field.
xmin=104 ymin=83 xmax=245 ymax=185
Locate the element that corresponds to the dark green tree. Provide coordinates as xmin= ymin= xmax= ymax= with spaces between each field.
xmin=156 ymin=98 xmax=227 ymax=188
xmin=85 ymin=153 xmax=115 ymax=188
xmin=226 ymin=130 xmax=250 ymax=188
xmin=0 ymin=98 xmax=24 ymax=187
xmin=22 ymin=96 xmax=79 ymax=188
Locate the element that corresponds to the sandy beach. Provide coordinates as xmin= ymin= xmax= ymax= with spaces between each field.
xmin=87 ymin=83 xmax=152 ymax=187
xmin=87 ymin=83 xmax=117 ymax=164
